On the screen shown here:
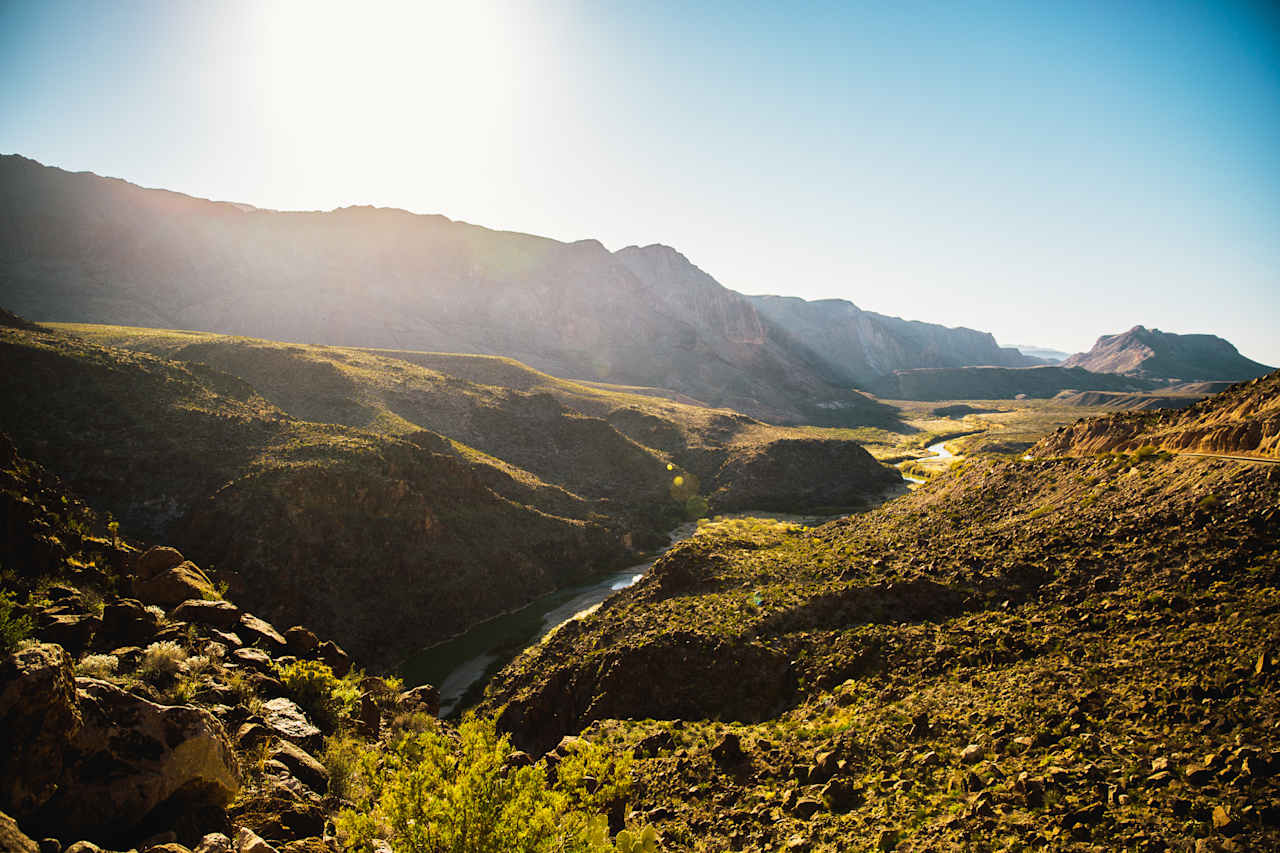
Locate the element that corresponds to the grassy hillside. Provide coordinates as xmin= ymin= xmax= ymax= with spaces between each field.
xmin=54 ymin=323 xmax=903 ymax=515
xmin=479 ymin=382 xmax=1280 ymax=850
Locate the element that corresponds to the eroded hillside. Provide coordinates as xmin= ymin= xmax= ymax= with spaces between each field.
xmin=1037 ymin=371 xmax=1280 ymax=459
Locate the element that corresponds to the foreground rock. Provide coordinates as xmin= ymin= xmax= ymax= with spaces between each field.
xmin=0 ymin=644 xmax=82 ymax=820
xmin=37 ymin=679 xmax=239 ymax=843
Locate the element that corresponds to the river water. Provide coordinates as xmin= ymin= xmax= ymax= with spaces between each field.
xmin=400 ymin=510 xmax=866 ymax=717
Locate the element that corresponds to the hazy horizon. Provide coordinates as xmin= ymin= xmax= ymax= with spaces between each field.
xmin=2 ymin=0 xmax=1277 ymax=364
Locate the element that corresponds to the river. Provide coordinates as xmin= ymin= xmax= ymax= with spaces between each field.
xmin=400 ymin=510 xmax=866 ymax=717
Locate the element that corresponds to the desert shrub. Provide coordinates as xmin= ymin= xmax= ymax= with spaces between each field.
xmin=76 ymin=653 xmax=120 ymax=678
xmin=140 ymin=640 xmax=188 ymax=681
xmin=1132 ymin=444 xmax=1171 ymax=463
xmin=185 ymin=654 xmax=214 ymax=676
xmin=1027 ymin=503 xmax=1054 ymax=520
xmin=553 ymin=736 xmax=634 ymax=815
xmin=323 ymin=734 xmax=367 ymax=800
xmin=334 ymin=717 xmax=623 ymax=853
xmin=1197 ymin=494 xmax=1221 ymax=510
xmin=0 ymin=589 xmax=33 ymax=654
xmin=278 ymin=659 xmax=359 ymax=729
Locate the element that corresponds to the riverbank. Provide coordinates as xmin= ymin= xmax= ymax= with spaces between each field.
xmin=402 ymin=509 xmax=872 ymax=716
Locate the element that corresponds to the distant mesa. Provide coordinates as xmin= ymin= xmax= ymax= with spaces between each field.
xmin=1007 ymin=344 xmax=1070 ymax=363
xmin=1062 ymin=325 xmax=1273 ymax=382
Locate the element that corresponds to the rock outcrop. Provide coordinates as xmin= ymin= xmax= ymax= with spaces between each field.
xmin=1036 ymin=370 xmax=1280 ymax=459
xmin=46 ymin=678 xmax=240 ymax=843
xmin=0 ymin=644 xmax=83 ymax=820
xmin=1062 ymin=325 xmax=1273 ymax=381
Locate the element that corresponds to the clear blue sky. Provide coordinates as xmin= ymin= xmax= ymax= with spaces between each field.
xmin=2 ymin=0 xmax=1277 ymax=363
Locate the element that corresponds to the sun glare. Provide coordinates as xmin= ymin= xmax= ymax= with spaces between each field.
xmin=255 ymin=0 xmax=516 ymax=201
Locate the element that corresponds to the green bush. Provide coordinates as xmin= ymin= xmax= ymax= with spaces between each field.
xmin=278 ymin=659 xmax=358 ymax=729
xmin=553 ymin=736 xmax=634 ymax=816
xmin=335 ymin=717 xmax=625 ymax=853
xmin=0 ymin=589 xmax=33 ymax=654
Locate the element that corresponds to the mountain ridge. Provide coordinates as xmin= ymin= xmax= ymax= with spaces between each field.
xmin=3 ymin=153 xmax=1063 ymax=424
xmin=1062 ymin=325 xmax=1273 ymax=381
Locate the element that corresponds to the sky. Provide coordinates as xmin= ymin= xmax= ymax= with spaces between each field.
xmin=1 ymin=0 xmax=1278 ymax=364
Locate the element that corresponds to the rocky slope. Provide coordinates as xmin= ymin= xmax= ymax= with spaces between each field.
xmin=749 ymin=295 xmax=1042 ymax=386
xmin=867 ymin=364 xmax=1155 ymax=401
xmin=479 ymin=379 xmax=1280 ymax=849
xmin=1062 ymin=325 xmax=1273 ymax=381
xmin=0 ymin=433 xmax=395 ymax=850
xmin=1036 ymin=370 xmax=1280 ymax=459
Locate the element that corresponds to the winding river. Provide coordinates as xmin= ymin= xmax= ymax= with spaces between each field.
xmin=402 ymin=443 xmax=961 ymax=717
xmin=401 ymin=512 xmax=857 ymax=716
xmin=401 ymin=435 xmax=967 ymax=712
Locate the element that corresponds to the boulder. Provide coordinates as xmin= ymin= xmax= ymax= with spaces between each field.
xmin=0 ymin=811 xmax=39 ymax=853
xmin=192 ymin=834 xmax=232 ymax=853
xmin=399 ymin=684 xmax=440 ymax=718
xmin=0 ymin=644 xmax=82 ymax=820
xmin=260 ymin=698 xmax=321 ymax=751
xmin=35 ymin=678 xmax=239 ymax=842
xmin=210 ymin=630 xmax=243 ymax=649
xmin=133 ymin=563 xmax=216 ymax=608
xmin=238 ymin=615 xmax=286 ymax=651
xmin=98 ymin=599 xmax=162 ymax=649
xmin=282 ymin=628 xmax=318 ymax=658
xmin=314 ymin=640 xmax=350 ymax=678
xmin=233 ymin=829 xmax=276 ymax=853
xmin=231 ymin=787 xmax=325 ymax=841
xmin=36 ymin=608 xmax=100 ymax=655
xmin=135 ymin=547 xmax=186 ymax=581
xmin=711 ymin=732 xmax=745 ymax=766
xmin=171 ymin=601 xmax=242 ymax=630
xmin=793 ymin=798 xmax=823 ymax=819
xmin=231 ymin=648 xmax=275 ymax=674
xmin=268 ymin=742 xmax=328 ymax=795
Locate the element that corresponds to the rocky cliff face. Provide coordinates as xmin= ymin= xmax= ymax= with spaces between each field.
xmin=1062 ymin=325 xmax=1273 ymax=381
xmin=748 ymin=295 xmax=1042 ymax=386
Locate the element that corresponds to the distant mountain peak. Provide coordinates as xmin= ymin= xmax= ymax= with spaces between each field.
xmin=1063 ymin=326 xmax=1271 ymax=381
